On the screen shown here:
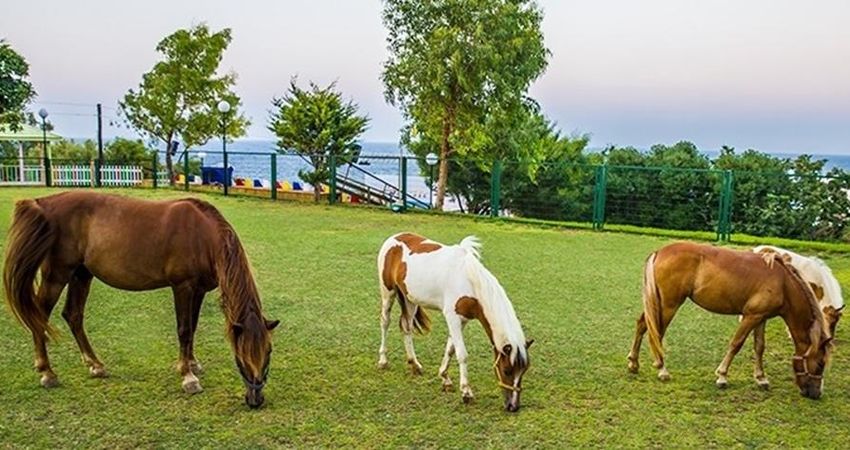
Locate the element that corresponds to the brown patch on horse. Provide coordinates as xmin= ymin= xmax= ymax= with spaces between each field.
xmin=382 ymin=245 xmax=408 ymax=296
xmin=810 ymin=283 xmax=825 ymax=301
xmin=395 ymin=233 xmax=442 ymax=254
xmin=455 ymin=296 xmax=493 ymax=345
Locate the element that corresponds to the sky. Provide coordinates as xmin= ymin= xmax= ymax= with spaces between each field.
xmin=2 ymin=0 xmax=848 ymax=154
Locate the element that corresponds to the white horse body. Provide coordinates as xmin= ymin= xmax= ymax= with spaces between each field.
xmin=753 ymin=245 xmax=844 ymax=309
xmin=376 ymin=233 xmax=530 ymax=410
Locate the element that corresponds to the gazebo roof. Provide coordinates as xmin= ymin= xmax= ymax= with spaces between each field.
xmin=0 ymin=124 xmax=63 ymax=142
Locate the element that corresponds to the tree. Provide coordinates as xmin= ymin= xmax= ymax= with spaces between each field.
xmin=0 ymin=41 xmax=37 ymax=131
xmin=382 ymin=0 xmax=549 ymax=209
xmin=268 ymin=80 xmax=369 ymax=202
xmin=104 ymin=138 xmax=154 ymax=165
xmin=119 ymin=24 xmax=249 ymax=185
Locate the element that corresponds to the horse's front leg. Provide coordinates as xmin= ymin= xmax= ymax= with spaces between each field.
xmin=438 ymin=334 xmax=457 ymax=392
xmin=752 ymin=320 xmax=770 ymax=389
xmin=173 ymin=284 xmax=202 ymax=394
xmin=715 ymin=314 xmax=763 ymax=388
xmin=444 ymin=312 xmax=473 ymax=403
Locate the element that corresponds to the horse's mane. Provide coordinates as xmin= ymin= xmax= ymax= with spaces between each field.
xmin=460 ymin=236 xmax=527 ymax=366
xmin=810 ymin=256 xmax=845 ymax=308
xmin=180 ymin=198 xmax=263 ymax=324
xmin=775 ymin=255 xmax=832 ymax=354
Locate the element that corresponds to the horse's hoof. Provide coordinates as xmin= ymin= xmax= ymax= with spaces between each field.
xmin=377 ymin=360 xmax=389 ymax=370
xmin=657 ymin=372 xmax=671 ymax=382
xmin=462 ymin=393 xmax=474 ymax=404
xmin=182 ymin=379 xmax=203 ymax=395
xmin=89 ymin=366 xmax=109 ymax=378
xmin=716 ymin=379 xmax=728 ymax=389
xmin=409 ymin=363 xmax=423 ymax=376
xmin=442 ymin=381 xmax=454 ymax=392
xmin=627 ymin=361 xmax=639 ymax=374
xmin=40 ymin=374 xmax=59 ymax=388
xmin=756 ymin=379 xmax=770 ymax=390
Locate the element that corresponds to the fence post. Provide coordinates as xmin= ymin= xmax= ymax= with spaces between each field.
xmin=328 ymin=154 xmax=337 ymax=205
xmin=152 ymin=152 xmax=158 ymax=189
xmin=400 ymin=156 xmax=408 ymax=211
xmin=593 ymin=165 xmax=608 ymax=230
xmin=490 ymin=159 xmax=503 ymax=218
xmin=183 ymin=150 xmax=190 ymax=191
xmin=44 ymin=154 xmax=52 ymax=187
xmin=271 ymin=153 xmax=278 ymax=201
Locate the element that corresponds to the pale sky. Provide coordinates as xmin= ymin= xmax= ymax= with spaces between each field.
xmin=2 ymin=0 xmax=848 ymax=154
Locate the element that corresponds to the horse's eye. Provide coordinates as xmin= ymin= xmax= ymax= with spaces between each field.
xmin=503 ymin=369 xmax=511 ymax=376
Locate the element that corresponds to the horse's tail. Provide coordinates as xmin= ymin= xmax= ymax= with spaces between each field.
xmin=3 ymin=199 xmax=58 ymax=341
xmin=642 ymin=252 xmax=664 ymax=362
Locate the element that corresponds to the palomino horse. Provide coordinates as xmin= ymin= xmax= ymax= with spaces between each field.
xmin=377 ymin=233 xmax=533 ymax=412
xmin=627 ymin=242 xmax=832 ymax=399
xmin=753 ymin=245 xmax=844 ymax=336
xmin=3 ymin=192 xmax=279 ymax=408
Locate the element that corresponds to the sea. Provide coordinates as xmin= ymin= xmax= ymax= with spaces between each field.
xmin=184 ymin=140 xmax=850 ymax=198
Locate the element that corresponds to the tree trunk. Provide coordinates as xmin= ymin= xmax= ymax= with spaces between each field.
xmin=165 ymin=133 xmax=175 ymax=186
xmin=313 ymin=183 xmax=322 ymax=203
xmin=434 ymin=115 xmax=452 ymax=210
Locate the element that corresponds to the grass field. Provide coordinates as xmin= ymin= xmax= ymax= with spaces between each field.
xmin=0 ymin=187 xmax=849 ymax=448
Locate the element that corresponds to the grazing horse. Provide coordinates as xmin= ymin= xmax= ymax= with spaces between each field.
xmin=627 ymin=242 xmax=832 ymax=399
xmin=376 ymin=233 xmax=533 ymax=412
xmin=3 ymin=192 xmax=279 ymax=408
xmin=753 ymin=245 xmax=844 ymax=336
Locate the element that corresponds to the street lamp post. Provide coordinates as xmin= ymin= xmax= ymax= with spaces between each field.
xmin=38 ymin=108 xmax=50 ymax=187
xmin=425 ymin=152 xmax=438 ymax=209
xmin=197 ymin=151 xmax=207 ymax=168
xmin=217 ymin=100 xmax=231 ymax=195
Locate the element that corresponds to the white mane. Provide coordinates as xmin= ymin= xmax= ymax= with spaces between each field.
xmin=460 ymin=236 xmax=527 ymax=364
xmin=753 ymin=245 xmax=844 ymax=308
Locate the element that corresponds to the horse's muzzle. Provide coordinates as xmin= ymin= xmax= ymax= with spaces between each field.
xmin=504 ymin=390 xmax=521 ymax=412
xmin=245 ymin=388 xmax=265 ymax=409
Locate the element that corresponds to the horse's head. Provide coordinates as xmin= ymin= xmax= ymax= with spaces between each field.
xmin=792 ymin=333 xmax=833 ymax=400
xmin=231 ymin=315 xmax=280 ymax=408
xmin=493 ymin=340 xmax=534 ymax=412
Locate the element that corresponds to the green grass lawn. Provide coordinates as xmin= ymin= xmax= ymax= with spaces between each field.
xmin=0 ymin=187 xmax=848 ymax=448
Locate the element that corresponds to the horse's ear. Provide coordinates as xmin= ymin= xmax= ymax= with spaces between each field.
xmin=502 ymin=344 xmax=512 ymax=356
xmin=526 ymin=339 xmax=535 ymax=349
xmin=266 ymin=319 xmax=280 ymax=331
xmin=231 ymin=323 xmax=244 ymax=337
xmin=837 ymin=305 xmax=846 ymax=313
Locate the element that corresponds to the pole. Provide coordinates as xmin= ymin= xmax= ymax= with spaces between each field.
xmin=96 ymin=103 xmax=103 ymax=187
xmin=271 ymin=153 xmax=277 ymax=201
xmin=42 ymin=118 xmax=51 ymax=187
xmin=183 ymin=149 xmax=190 ymax=191
xmin=222 ymin=116 xmax=229 ymax=196
xmin=490 ymin=159 xmax=502 ymax=218
xmin=152 ymin=152 xmax=158 ymax=189
xmin=429 ymin=165 xmax=434 ymax=209
xmin=329 ymin=153 xmax=337 ymax=205
xmin=400 ymin=156 xmax=408 ymax=211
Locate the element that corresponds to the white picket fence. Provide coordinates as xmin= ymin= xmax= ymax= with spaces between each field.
xmin=0 ymin=161 xmax=151 ymax=187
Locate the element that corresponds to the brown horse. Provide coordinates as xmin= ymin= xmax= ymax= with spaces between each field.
xmin=627 ymin=242 xmax=832 ymax=399
xmin=3 ymin=191 xmax=279 ymax=408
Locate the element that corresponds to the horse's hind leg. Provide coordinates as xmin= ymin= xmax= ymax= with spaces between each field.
xmin=627 ymin=313 xmax=647 ymax=373
xmin=33 ymin=266 xmax=71 ymax=388
xmin=400 ymin=298 xmax=424 ymax=375
xmin=715 ymin=314 xmax=763 ymax=388
xmin=173 ymin=283 xmax=202 ymax=394
xmin=61 ymin=267 xmax=107 ymax=378
xmin=377 ymin=287 xmax=394 ymax=369
xmin=438 ymin=335 xmax=457 ymax=391
xmin=188 ymin=291 xmax=205 ymax=375
xmin=752 ymin=320 xmax=770 ymax=389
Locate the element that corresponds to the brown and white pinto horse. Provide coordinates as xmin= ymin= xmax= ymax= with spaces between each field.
xmin=377 ymin=233 xmax=533 ymax=412
xmin=3 ymin=192 xmax=279 ymax=408
xmin=627 ymin=242 xmax=832 ymax=399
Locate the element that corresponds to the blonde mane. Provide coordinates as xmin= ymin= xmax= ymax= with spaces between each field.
xmin=460 ymin=236 xmax=527 ymax=365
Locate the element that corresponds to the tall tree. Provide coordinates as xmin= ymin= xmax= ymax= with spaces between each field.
xmin=382 ymin=0 xmax=549 ymax=209
xmin=0 ymin=40 xmax=37 ymax=131
xmin=119 ymin=24 xmax=249 ymax=184
xmin=268 ymin=79 xmax=369 ymax=202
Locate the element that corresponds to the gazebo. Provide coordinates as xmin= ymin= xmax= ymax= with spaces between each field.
xmin=0 ymin=123 xmax=62 ymax=184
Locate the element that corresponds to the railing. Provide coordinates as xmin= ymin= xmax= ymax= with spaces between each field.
xmin=0 ymin=163 xmax=44 ymax=186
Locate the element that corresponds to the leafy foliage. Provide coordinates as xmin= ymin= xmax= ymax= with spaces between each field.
xmin=382 ymin=0 xmax=549 ymax=208
xmin=268 ymin=79 xmax=369 ymax=202
xmin=0 ymin=41 xmax=36 ymax=131
xmin=119 ymin=24 xmax=249 ymax=183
